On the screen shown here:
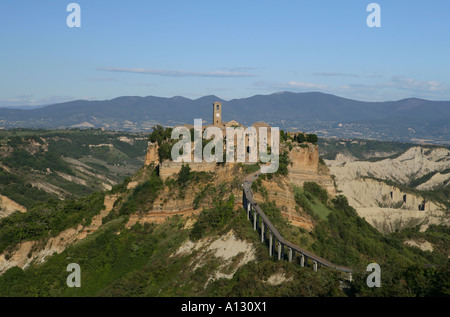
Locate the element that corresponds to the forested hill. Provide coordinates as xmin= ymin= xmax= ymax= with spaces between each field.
xmin=1 ymin=92 xmax=449 ymax=144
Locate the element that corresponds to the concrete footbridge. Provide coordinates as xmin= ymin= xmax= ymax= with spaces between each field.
xmin=242 ymin=171 xmax=353 ymax=277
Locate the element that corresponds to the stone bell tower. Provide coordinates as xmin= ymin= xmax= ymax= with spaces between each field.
xmin=213 ymin=102 xmax=222 ymax=126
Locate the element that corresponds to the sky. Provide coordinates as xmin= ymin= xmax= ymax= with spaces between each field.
xmin=1 ymin=0 xmax=450 ymax=107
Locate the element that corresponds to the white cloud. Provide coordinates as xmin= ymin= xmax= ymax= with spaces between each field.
xmin=287 ymin=81 xmax=329 ymax=90
xmin=313 ymin=72 xmax=359 ymax=78
xmin=98 ymin=67 xmax=255 ymax=78
xmin=84 ymin=77 xmax=119 ymax=82
xmin=0 ymin=95 xmax=74 ymax=107
xmin=390 ymin=76 xmax=448 ymax=93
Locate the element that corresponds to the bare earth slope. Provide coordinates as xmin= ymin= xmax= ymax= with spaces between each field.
xmin=326 ymin=146 xmax=450 ymax=233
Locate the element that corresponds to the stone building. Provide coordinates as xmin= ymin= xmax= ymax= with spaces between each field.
xmin=145 ymin=101 xmax=275 ymax=178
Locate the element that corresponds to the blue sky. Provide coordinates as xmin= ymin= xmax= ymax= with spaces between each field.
xmin=1 ymin=1 xmax=450 ymax=106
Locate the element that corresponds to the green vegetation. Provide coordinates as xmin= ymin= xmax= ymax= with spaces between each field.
xmin=408 ymin=169 xmax=450 ymax=188
xmin=275 ymin=150 xmax=291 ymax=176
xmin=292 ymin=133 xmax=317 ymax=145
xmin=260 ymin=181 xmax=449 ymax=296
xmin=388 ymin=225 xmax=450 ymax=265
xmin=0 ymin=167 xmax=55 ymax=208
xmin=118 ymin=169 xmax=163 ymax=216
xmin=239 ymin=163 xmax=260 ymax=174
xmin=0 ymin=170 xmax=448 ymax=297
xmin=0 ymin=129 xmax=149 ymax=206
xmin=0 ymin=192 xmax=105 ymax=254
xmin=0 ymin=196 xmax=343 ymax=297
xmin=0 ymin=134 xmax=448 ymax=297
xmin=362 ymin=175 xmax=450 ymax=211
xmin=149 ymin=125 xmax=179 ymax=163
xmin=294 ymin=185 xmax=330 ymax=221
xmin=190 ymin=194 xmax=235 ymax=240
xmin=303 ymin=182 xmax=328 ymax=204
xmin=148 ymin=125 xmax=173 ymax=146
xmin=318 ymin=138 xmax=418 ymax=161
xmin=178 ymin=164 xmax=191 ymax=188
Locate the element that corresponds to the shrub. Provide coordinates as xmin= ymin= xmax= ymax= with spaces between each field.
xmin=303 ymin=182 xmax=328 ymax=204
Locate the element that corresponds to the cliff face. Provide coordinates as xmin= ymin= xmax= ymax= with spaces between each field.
xmin=340 ymin=178 xmax=441 ymax=211
xmin=289 ymin=144 xmax=319 ymax=172
xmin=326 ymin=146 xmax=450 ymax=233
xmin=144 ymin=142 xmax=159 ymax=166
xmin=288 ymin=144 xmax=335 ymax=195
xmin=127 ymin=163 xmax=244 ymax=228
xmin=252 ymin=178 xmax=314 ymax=231
xmin=250 ymin=144 xmax=336 ymax=231
xmin=327 ymin=147 xmax=450 ymax=184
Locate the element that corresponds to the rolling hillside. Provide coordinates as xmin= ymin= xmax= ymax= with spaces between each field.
xmin=0 ymin=129 xmax=149 ymax=219
xmin=0 ymin=131 xmax=448 ymax=297
xmin=1 ymin=92 xmax=449 ymax=144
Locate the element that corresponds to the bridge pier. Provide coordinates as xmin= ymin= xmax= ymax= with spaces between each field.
xmin=257 ymin=214 xmax=260 ymax=230
xmin=253 ymin=210 xmax=257 ymax=230
xmin=300 ymin=254 xmax=305 ymax=267
xmin=288 ymin=248 xmax=293 ymax=262
xmin=247 ymin=202 xmax=250 ymax=220
xmin=269 ymin=231 xmax=273 ymax=257
xmin=278 ymin=242 xmax=282 ymax=260
xmin=261 ymin=221 xmax=265 ymax=243
xmin=313 ymin=261 xmax=318 ymax=272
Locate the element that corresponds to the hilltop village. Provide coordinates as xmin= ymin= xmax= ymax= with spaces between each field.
xmin=144 ymin=102 xmax=313 ymax=180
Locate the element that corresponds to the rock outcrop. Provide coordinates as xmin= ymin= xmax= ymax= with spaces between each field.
xmin=326 ymin=146 xmax=450 ymax=233
xmin=327 ymin=147 xmax=450 ymax=185
xmin=250 ymin=144 xmax=336 ymax=231
xmin=288 ymin=144 xmax=335 ymax=195
xmin=0 ymin=195 xmax=26 ymax=219
xmin=144 ymin=142 xmax=159 ymax=166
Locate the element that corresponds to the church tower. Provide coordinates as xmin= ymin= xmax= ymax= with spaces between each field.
xmin=213 ymin=102 xmax=222 ymax=126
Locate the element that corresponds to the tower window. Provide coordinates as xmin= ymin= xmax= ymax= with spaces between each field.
xmin=216 ymin=105 xmax=219 ymax=110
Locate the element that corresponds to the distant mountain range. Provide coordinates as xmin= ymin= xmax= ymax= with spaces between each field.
xmin=1 ymin=92 xmax=449 ymax=144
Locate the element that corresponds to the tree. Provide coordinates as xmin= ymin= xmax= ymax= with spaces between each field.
xmin=158 ymin=142 xmax=172 ymax=162
xmin=295 ymin=133 xmax=306 ymax=143
xmin=280 ymin=130 xmax=288 ymax=142
xmin=149 ymin=125 xmax=172 ymax=146
xmin=178 ymin=164 xmax=191 ymax=187
xmin=306 ymin=134 xmax=318 ymax=144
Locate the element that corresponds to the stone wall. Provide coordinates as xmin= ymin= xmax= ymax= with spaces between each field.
xmin=159 ymin=161 xmax=217 ymax=181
